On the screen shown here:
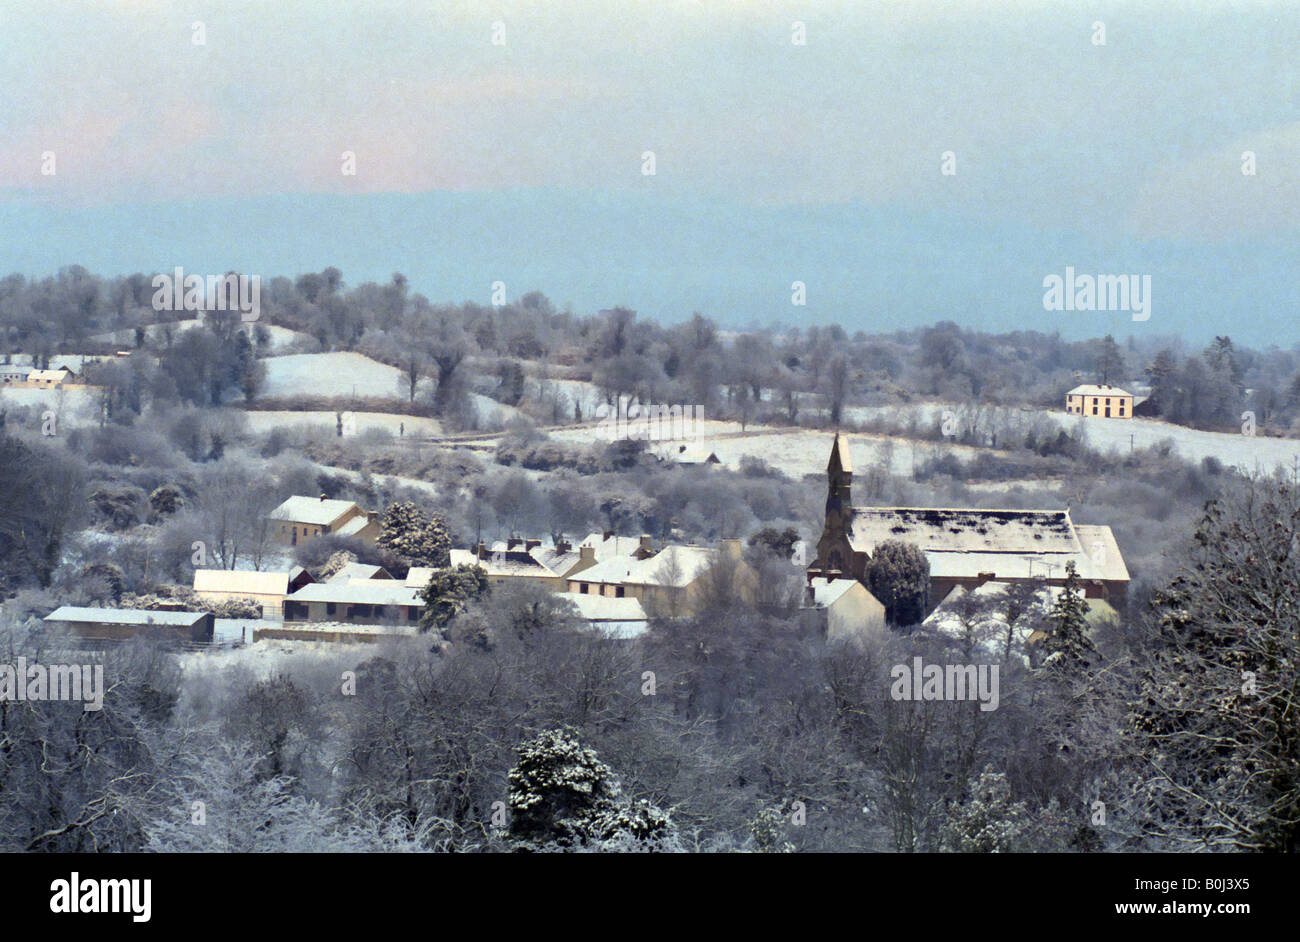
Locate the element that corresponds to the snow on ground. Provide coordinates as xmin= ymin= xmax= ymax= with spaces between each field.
xmin=0 ymin=385 xmax=100 ymax=427
xmin=260 ymin=352 xmax=523 ymax=427
xmin=523 ymin=376 xmax=605 ymax=417
xmin=89 ymin=320 xmax=309 ymax=351
xmin=261 ymin=352 xmax=415 ymax=399
xmin=846 ymin=402 xmax=1300 ymax=474
xmin=242 ymin=410 xmax=443 ymax=438
xmin=178 ymin=635 xmax=424 ymax=678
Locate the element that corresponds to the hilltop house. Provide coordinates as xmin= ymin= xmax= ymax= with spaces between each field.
xmin=1065 ymin=383 xmax=1133 ymax=418
xmin=811 ymin=434 xmax=1129 ymax=613
xmin=268 ymin=495 xmax=380 ymax=546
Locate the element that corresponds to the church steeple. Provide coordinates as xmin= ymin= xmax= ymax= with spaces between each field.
xmin=826 ymin=432 xmax=853 ymax=524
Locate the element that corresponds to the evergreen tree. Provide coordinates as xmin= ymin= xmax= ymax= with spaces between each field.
xmin=376 ymin=501 xmax=451 ymax=567
xmin=417 ymin=564 xmax=489 ymax=631
xmin=506 ymin=728 xmax=679 ymax=852
xmin=1042 ymin=560 xmax=1096 ymax=673
xmin=867 ymin=539 xmax=930 ymax=626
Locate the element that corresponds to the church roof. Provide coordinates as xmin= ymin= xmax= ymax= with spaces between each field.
xmin=847 ymin=507 xmax=1080 ymax=555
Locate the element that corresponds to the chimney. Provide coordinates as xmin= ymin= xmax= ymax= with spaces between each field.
xmin=525 ymin=538 xmax=541 ymax=551
xmin=319 ymin=494 xmax=327 ymax=501
xmin=806 ymin=568 xmax=821 ymax=585
xmin=557 ymin=540 xmax=572 ymax=554
xmin=825 ymin=568 xmax=841 ymax=582
xmin=805 ymin=584 xmax=816 ymax=607
xmin=603 ymin=530 xmax=614 ymax=541
xmin=637 ymin=534 xmax=654 ymax=557
xmin=976 ymin=571 xmax=995 ymax=587
xmin=579 ymin=545 xmax=595 ymax=564
xmin=507 ymin=537 xmax=522 ymax=550
xmin=476 ymin=541 xmax=487 ymax=558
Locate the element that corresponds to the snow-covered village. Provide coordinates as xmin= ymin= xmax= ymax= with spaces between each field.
xmin=0 ymin=3 xmax=1290 ymax=920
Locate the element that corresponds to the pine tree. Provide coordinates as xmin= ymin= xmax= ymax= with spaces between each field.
xmin=1042 ymin=560 xmax=1096 ymax=673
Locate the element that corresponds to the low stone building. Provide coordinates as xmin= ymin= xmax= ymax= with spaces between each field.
xmin=43 ymin=606 xmax=214 ymax=643
xmin=281 ymin=580 xmax=423 ymax=626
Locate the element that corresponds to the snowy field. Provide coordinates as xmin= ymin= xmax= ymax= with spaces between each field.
xmin=0 ymin=385 xmax=100 ymax=427
xmin=260 ymin=352 xmax=522 ymax=427
xmin=261 ymin=352 xmax=416 ymax=399
xmin=545 ymin=420 xmax=985 ymax=480
xmin=241 ymin=410 xmax=443 ymax=439
xmin=846 ymin=402 xmax=1300 ymax=475
xmin=90 ymin=319 xmax=309 ymax=352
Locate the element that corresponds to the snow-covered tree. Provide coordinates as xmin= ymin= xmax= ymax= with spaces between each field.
xmin=377 ymin=501 xmax=451 ymax=567
xmin=506 ymin=728 xmax=680 ymax=852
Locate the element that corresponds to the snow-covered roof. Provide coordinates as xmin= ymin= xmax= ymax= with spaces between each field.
xmin=28 ymin=368 xmax=72 ymax=382
xmin=575 ymin=544 xmax=717 ymax=588
xmin=327 ymin=562 xmax=392 ymax=582
xmin=335 ymin=515 xmax=373 ymax=537
xmin=564 ymin=593 xmax=648 ymax=622
xmin=530 ymin=545 xmax=584 ymax=576
xmin=447 ymin=548 xmax=552 ymax=577
xmin=805 ymin=576 xmax=863 ymax=608
xmin=577 ymin=532 xmax=644 ymax=560
xmin=849 ymin=507 xmax=1080 ymax=555
xmin=45 ymin=606 xmax=209 ymax=626
xmin=194 ymin=569 xmax=292 ymax=596
xmin=269 ymin=496 xmax=363 ymax=526
xmin=290 ymin=581 xmax=422 ymax=606
xmin=1067 ymin=384 xmax=1132 ymax=397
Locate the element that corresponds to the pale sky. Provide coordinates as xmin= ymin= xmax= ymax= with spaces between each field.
xmin=1 ymin=0 xmax=1296 ymax=341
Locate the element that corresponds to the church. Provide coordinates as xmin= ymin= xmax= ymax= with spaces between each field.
xmin=810 ymin=435 xmax=1129 ymax=614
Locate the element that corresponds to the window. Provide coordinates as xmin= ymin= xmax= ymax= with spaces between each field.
xmin=326 ymin=603 xmax=336 ymax=615
xmin=1105 ymin=407 xmax=1111 ymax=417
xmin=1105 ymin=398 xmax=1111 ymax=405
xmin=615 ymin=586 xmax=625 ymax=598
xmin=1092 ymin=407 xmax=1098 ymax=415
xmin=580 ymin=583 xmax=589 ymax=594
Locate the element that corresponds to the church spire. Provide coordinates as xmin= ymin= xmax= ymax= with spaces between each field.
xmin=828 ymin=431 xmax=853 ymax=476
xmin=826 ymin=433 xmax=853 ymax=525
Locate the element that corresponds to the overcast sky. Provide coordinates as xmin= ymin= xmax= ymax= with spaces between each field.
xmin=1 ymin=0 xmax=1296 ymax=342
